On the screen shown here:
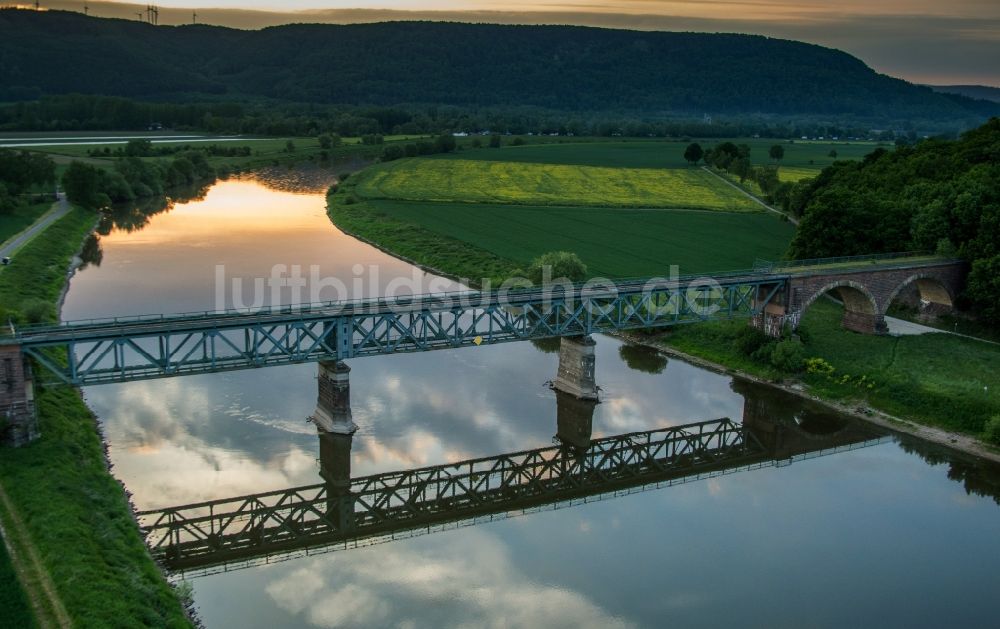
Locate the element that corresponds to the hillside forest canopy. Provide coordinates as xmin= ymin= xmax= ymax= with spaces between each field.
xmin=0 ymin=10 xmax=997 ymax=131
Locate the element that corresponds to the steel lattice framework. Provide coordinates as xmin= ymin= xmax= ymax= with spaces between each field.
xmin=138 ymin=418 xmax=763 ymax=572
xmin=11 ymin=275 xmax=785 ymax=385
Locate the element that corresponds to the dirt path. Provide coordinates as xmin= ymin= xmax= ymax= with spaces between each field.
xmin=0 ymin=481 xmax=72 ymax=628
xmin=700 ymin=166 xmax=799 ymax=224
xmin=0 ymin=193 xmax=70 ymax=259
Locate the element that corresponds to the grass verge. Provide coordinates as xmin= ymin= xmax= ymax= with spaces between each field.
xmin=0 ymin=208 xmax=192 ymax=627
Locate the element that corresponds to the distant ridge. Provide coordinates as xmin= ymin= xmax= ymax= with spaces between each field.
xmin=927 ymin=85 xmax=1000 ymax=104
xmin=1 ymin=9 xmax=997 ymax=124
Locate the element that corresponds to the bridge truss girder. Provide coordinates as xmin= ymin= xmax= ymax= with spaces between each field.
xmin=21 ymin=279 xmax=784 ymax=385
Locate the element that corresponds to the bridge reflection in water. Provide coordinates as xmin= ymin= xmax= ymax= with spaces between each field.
xmin=138 ymin=378 xmax=888 ymax=576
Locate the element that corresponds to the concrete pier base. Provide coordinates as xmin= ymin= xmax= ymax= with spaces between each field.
xmin=552 ymin=336 xmax=598 ymax=400
xmin=312 ymin=360 xmax=357 ymax=435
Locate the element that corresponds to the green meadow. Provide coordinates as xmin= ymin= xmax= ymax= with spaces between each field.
xmin=355 ymin=158 xmax=759 ymax=211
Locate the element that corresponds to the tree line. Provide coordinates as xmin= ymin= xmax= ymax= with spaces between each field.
xmin=0 ymin=149 xmax=55 ymax=215
xmin=63 ymin=151 xmax=215 ymax=210
xmin=1 ymin=94 xmax=917 ymax=142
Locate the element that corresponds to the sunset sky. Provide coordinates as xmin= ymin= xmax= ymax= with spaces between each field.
xmin=44 ymin=0 xmax=1000 ymax=86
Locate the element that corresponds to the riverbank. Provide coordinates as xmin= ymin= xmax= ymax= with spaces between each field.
xmin=0 ymin=208 xmax=192 ymax=627
xmin=617 ymin=331 xmax=1000 ymax=464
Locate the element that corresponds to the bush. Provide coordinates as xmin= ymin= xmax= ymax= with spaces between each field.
xmin=523 ymin=251 xmax=587 ymax=284
xmin=735 ymin=325 xmax=770 ymax=356
xmin=19 ymin=297 xmax=53 ymax=324
xmin=805 ymin=357 xmax=835 ymax=375
xmin=770 ymin=338 xmax=805 ymax=372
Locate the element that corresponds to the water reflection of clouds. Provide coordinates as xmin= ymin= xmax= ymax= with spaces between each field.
xmin=263 ymin=529 xmax=634 ymax=629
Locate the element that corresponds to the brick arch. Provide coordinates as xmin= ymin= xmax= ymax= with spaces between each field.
xmin=884 ymin=273 xmax=954 ymax=316
xmin=799 ymin=280 xmax=884 ymax=334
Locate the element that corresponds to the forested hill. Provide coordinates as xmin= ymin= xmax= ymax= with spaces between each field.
xmin=0 ymin=9 xmax=996 ymax=123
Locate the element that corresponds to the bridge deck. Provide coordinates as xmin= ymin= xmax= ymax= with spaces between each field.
xmin=9 ymin=272 xmax=786 ymax=385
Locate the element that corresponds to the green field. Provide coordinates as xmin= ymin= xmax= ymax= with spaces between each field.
xmin=355 ymin=158 xmax=760 ymax=211
xmin=777 ymin=166 xmax=823 ymax=182
xmin=368 ymin=199 xmax=793 ymax=277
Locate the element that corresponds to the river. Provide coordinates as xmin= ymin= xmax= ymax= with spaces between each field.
xmin=60 ymin=173 xmax=1000 ymax=628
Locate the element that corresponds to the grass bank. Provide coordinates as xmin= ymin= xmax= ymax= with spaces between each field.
xmin=660 ymin=300 xmax=1000 ymax=443
xmin=0 ymin=207 xmax=192 ymax=627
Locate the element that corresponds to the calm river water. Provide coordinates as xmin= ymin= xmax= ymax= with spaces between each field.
xmin=61 ymin=174 xmax=1000 ymax=628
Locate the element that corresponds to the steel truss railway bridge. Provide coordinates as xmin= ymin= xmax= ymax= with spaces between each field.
xmin=138 ymin=389 xmax=887 ymax=575
xmin=0 ymin=252 xmax=965 ymax=443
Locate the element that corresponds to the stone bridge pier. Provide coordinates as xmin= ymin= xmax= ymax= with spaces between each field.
xmin=312 ymin=360 xmax=358 ymax=435
xmin=752 ymin=260 xmax=966 ymax=336
xmin=0 ymin=344 xmax=38 ymax=447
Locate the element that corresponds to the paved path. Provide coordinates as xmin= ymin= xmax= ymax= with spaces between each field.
xmin=700 ymin=166 xmax=799 ymax=225
xmin=884 ymin=315 xmax=941 ymax=336
xmin=884 ymin=313 xmax=999 ymax=345
xmin=0 ymin=193 xmax=69 ymax=260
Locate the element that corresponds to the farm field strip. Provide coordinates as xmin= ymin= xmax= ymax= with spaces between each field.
xmin=356 ymin=159 xmax=760 ymax=211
